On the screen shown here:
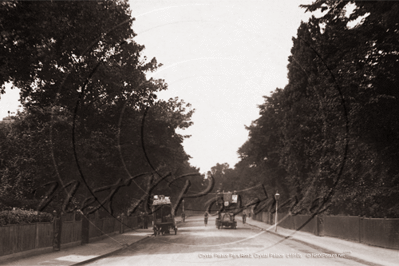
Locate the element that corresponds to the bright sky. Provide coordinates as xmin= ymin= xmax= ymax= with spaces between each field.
xmin=0 ymin=83 xmax=21 ymax=118
xmin=0 ymin=0 xmax=315 ymax=173
xmin=129 ymin=0 xmax=314 ymax=173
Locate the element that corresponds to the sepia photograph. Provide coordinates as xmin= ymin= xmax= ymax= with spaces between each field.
xmin=0 ymin=0 xmax=398 ymax=265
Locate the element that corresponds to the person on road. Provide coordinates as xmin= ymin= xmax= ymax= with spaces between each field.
xmin=242 ymin=211 xmax=247 ymax=224
xmin=181 ymin=212 xmax=185 ymax=222
xmin=204 ymin=211 xmax=209 ymax=226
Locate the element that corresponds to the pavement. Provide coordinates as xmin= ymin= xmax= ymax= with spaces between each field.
xmin=0 ymin=216 xmax=186 ymax=266
xmin=0 ymin=227 xmax=154 ymax=266
xmin=244 ymin=216 xmax=399 ymax=266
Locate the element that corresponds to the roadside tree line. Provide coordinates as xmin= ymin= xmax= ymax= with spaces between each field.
xmin=210 ymin=0 xmax=399 ymax=218
xmin=0 ymin=0 xmax=207 ymax=220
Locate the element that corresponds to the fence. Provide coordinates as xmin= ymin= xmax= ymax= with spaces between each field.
xmin=360 ymin=217 xmax=399 ymax=249
xmin=0 ymin=213 xmax=143 ymax=258
xmin=0 ymin=223 xmax=50 ymax=256
xmin=252 ymin=211 xmax=399 ymax=250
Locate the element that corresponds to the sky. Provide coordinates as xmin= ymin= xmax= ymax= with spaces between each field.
xmin=128 ymin=0 xmax=314 ymax=173
xmin=0 ymin=83 xmax=21 ymax=118
xmin=0 ymin=0 xmax=315 ymax=173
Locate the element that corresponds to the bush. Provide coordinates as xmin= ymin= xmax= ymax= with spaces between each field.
xmin=0 ymin=209 xmax=53 ymax=226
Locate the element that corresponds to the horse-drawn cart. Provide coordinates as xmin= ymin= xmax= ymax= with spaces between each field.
xmin=152 ymin=195 xmax=177 ymax=236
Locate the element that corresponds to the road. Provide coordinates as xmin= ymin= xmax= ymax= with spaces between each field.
xmin=85 ymin=215 xmax=369 ymax=266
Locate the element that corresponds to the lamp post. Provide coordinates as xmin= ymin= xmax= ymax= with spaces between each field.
xmin=275 ymin=192 xmax=280 ymax=232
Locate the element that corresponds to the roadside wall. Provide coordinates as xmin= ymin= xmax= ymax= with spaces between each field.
xmin=0 ymin=213 xmax=143 ymax=258
xmin=252 ymin=211 xmax=399 ymax=250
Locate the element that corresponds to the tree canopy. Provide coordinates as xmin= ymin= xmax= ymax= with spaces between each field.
xmin=222 ymin=0 xmax=399 ymax=218
xmin=0 ymin=0 xmax=206 ymax=216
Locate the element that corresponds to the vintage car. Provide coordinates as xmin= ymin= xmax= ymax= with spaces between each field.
xmin=215 ymin=191 xmax=239 ymax=229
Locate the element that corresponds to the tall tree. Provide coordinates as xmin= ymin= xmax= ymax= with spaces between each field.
xmin=232 ymin=0 xmax=399 ymax=217
xmin=299 ymin=0 xmax=399 ymax=217
xmin=0 ymin=0 xmax=164 ymax=114
xmin=0 ymin=0 xmax=199 ymax=216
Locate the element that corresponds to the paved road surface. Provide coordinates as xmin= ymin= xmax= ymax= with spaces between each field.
xmin=85 ymin=215 xmax=366 ymax=266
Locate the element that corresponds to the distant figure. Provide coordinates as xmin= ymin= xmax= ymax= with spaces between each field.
xmin=242 ymin=211 xmax=247 ymax=224
xmin=181 ymin=212 xmax=185 ymax=222
xmin=204 ymin=211 xmax=209 ymax=226
xmin=138 ymin=213 xmax=143 ymax=228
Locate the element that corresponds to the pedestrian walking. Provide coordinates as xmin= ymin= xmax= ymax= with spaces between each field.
xmin=242 ymin=211 xmax=247 ymax=224
xmin=204 ymin=211 xmax=209 ymax=226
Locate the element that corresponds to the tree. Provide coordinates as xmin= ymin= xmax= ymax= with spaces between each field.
xmin=235 ymin=89 xmax=289 ymax=199
xmin=298 ymin=0 xmax=399 ymax=217
xmin=0 ymin=97 xmax=198 ymax=214
xmin=0 ymin=0 xmax=200 ymax=216
xmin=231 ymin=0 xmax=399 ymax=217
xmin=0 ymin=0 xmax=164 ymax=114
xmin=0 ymin=107 xmax=74 ymax=211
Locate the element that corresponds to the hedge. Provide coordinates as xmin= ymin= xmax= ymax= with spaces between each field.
xmin=0 ymin=209 xmax=53 ymax=226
